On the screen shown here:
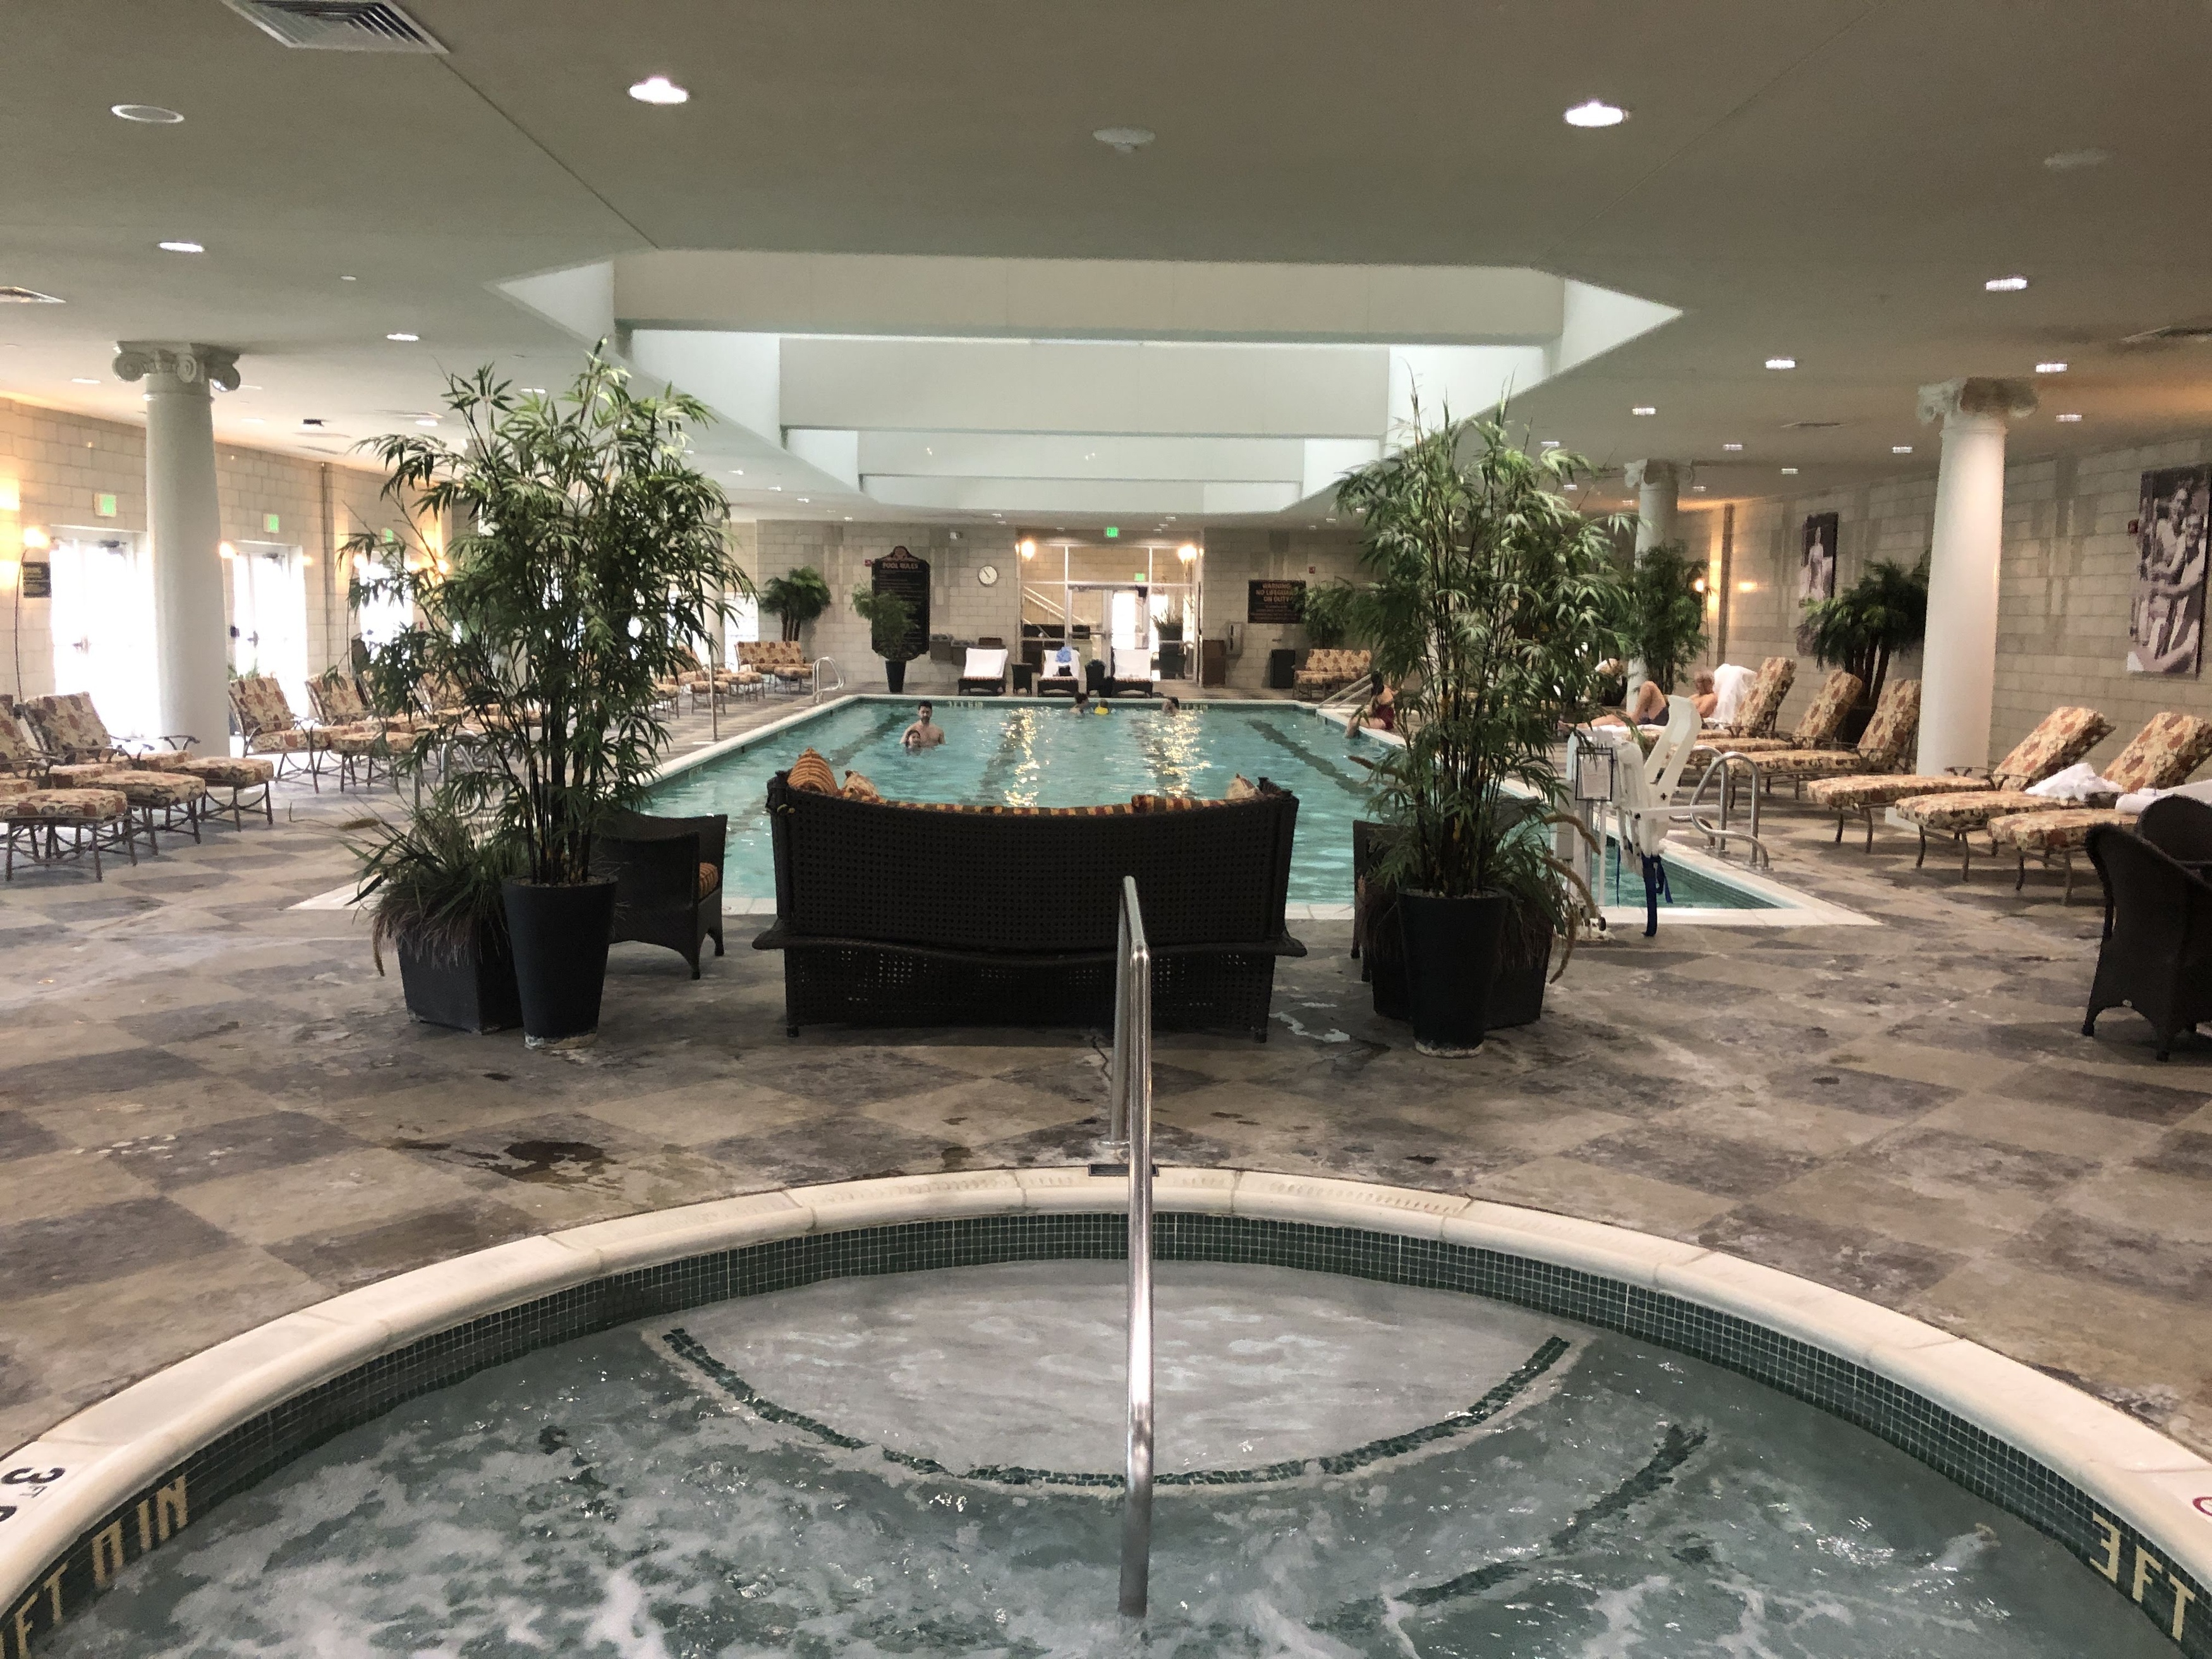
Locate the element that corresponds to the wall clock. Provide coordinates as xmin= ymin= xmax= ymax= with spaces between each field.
xmin=977 ymin=564 xmax=1000 ymax=586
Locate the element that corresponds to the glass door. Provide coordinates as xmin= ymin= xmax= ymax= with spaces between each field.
xmin=229 ymin=541 xmax=310 ymax=714
xmin=49 ymin=532 xmax=158 ymax=738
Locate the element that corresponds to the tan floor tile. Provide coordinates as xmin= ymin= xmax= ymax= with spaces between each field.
xmin=28 ymin=1087 xmax=301 ymax=1150
xmin=169 ymin=1147 xmax=490 ymax=1246
xmin=859 ymin=1081 xmax=1078 ymax=1141
xmin=0 ymin=1021 xmax=150 ymax=1064
xmin=2052 ymin=1165 xmax=2212 ymax=1246
xmin=574 ymin=1083 xmax=817 ymax=1148
xmin=1814 ymin=1042 xmax=2030 ymax=1095
xmin=1760 ymin=1162 xmax=2040 ymax=1256
xmin=1658 ymin=1097 xmax=1894 ymax=1159
xmin=1468 ymin=1153 xmax=1734 ymax=1237
xmin=1914 ymin=1091 xmax=2167 ymax=1162
xmin=0 ymin=1147 xmax=159 ymax=1224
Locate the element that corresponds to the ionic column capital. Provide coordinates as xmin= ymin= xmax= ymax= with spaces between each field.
xmin=112 ymin=341 xmax=243 ymax=395
xmin=1626 ymin=458 xmax=1684 ymax=492
xmin=1916 ymin=377 xmax=2037 ymax=428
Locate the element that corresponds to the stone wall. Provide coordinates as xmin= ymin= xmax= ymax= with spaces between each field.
xmin=1685 ymin=430 xmax=2212 ymax=769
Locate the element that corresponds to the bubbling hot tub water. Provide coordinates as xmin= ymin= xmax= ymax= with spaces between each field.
xmin=44 ymin=1261 xmax=2171 ymax=1657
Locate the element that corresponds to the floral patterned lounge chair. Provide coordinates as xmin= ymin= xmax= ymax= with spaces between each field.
xmin=1751 ymin=678 xmax=1920 ymax=794
xmin=1802 ymin=705 xmax=2113 ymax=849
xmin=1898 ymin=711 xmax=2212 ymax=884
xmin=1702 ymin=655 xmax=1796 ymax=741
xmin=1983 ymin=714 xmax=2212 ymax=901
xmin=1702 ymin=668 xmax=1863 ymax=757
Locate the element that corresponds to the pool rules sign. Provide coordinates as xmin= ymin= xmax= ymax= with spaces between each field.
xmin=870 ymin=545 xmax=930 ymax=661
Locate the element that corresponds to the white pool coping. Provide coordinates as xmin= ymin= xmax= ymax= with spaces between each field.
xmin=3 ymin=1167 xmax=2205 ymax=1623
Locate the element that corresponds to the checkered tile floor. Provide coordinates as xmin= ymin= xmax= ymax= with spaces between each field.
xmin=3 ymin=705 xmax=2208 ymax=1464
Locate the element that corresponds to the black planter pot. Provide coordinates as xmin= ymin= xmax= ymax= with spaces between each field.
xmin=1398 ymin=890 xmax=1509 ymax=1057
xmin=1487 ymin=909 xmax=1555 ymax=1031
xmin=396 ymin=930 xmax=521 ymax=1034
xmin=885 ymin=659 xmax=907 ymax=693
xmin=502 ymin=877 xmax=617 ymax=1049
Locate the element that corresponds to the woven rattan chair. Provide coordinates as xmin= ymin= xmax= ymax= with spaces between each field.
xmin=592 ymin=807 xmax=727 ymax=978
xmin=2083 ymin=824 xmax=2212 ymax=1060
xmin=754 ymin=776 xmax=1305 ymax=1036
xmin=2139 ymin=794 xmax=2212 ymax=867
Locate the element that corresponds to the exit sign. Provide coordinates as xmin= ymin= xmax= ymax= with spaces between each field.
xmin=93 ymin=492 xmax=116 ymax=517
xmin=264 ymin=513 xmax=281 ymax=533
xmin=1104 ymin=526 xmax=1119 ymax=538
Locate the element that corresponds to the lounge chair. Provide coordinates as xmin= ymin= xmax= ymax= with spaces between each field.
xmin=1747 ymin=678 xmax=1921 ymax=796
xmin=592 ymin=807 xmax=727 ymax=978
xmin=1294 ymin=648 xmax=1371 ymax=696
xmin=23 ymin=690 xmax=192 ymax=762
xmin=1037 ymin=644 xmax=1083 ymax=697
xmin=738 ymin=639 xmax=811 ymax=690
xmin=1902 ymin=711 xmax=2212 ymax=884
xmin=1703 ymin=655 xmax=1795 ymax=741
xmin=958 ymin=647 xmax=1009 ymax=695
xmin=1108 ymin=646 xmax=1157 ymax=696
xmin=0 ymin=703 xmax=52 ymax=783
xmin=2082 ymin=825 xmax=2212 ymax=1059
xmin=2 ymin=784 xmax=136 ymax=880
xmin=1699 ymin=667 xmax=1862 ymax=756
xmin=1803 ymin=704 xmax=2113 ymax=849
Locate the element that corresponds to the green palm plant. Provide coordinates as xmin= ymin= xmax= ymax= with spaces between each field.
xmin=1337 ymin=410 xmax=1628 ymax=916
xmin=344 ymin=351 xmax=746 ymax=887
xmin=1623 ymin=541 xmax=1708 ymax=693
xmin=761 ymin=567 xmax=833 ymax=641
xmin=1800 ymin=556 xmax=1929 ymax=707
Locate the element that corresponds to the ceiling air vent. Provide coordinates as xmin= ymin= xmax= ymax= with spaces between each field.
xmin=1782 ymin=420 xmax=1844 ymax=430
xmin=0 ymin=286 xmax=65 ymax=304
xmin=219 ymin=0 xmax=444 ymax=52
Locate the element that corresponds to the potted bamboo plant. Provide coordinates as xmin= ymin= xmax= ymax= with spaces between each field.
xmin=760 ymin=567 xmax=833 ymax=644
xmin=1624 ymin=541 xmax=1708 ymax=695
xmin=850 ymin=586 xmax=921 ymax=692
xmin=348 ymin=354 xmax=746 ymax=1049
xmin=1337 ymin=411 xmax=1625 ymax=1055
xmin=351 ymin=805 xmax=524 ymax=1033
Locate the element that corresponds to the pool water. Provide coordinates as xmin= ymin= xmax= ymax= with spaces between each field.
xmin=651 ymin=698 xmax=1778 ymax=912
xmin=652 ymin=698 xmax=1394 ymax=904
xmin=47 ymin=1261 xmax=2168 ymax=1658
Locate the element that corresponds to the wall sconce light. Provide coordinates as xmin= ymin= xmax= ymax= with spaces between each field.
xmin=0 ymin=561 xmax=18 ymax=591
xmin=1177 ymin=543 xmax=1198 ymax=563
xmin=1691 ymin=575 xmax=1707 ymax=594
xmin=21 ymin=525 xmax=51 ymax=552
xmin=218 ymin=542 xmax=236 ymax=559
xmin=1737 ymin=580 xmax=1758 ymax=593
xmin=0 ymin=482 xmax=18 ymax=513
xmin=1019 ymin=539 xmax=1037 ymax=559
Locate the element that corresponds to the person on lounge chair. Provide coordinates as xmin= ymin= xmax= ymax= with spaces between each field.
xmin=901 ymin=702 xmax=944 ymax=750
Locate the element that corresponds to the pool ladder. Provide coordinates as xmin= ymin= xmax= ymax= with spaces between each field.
xmin=1681 ymin=751 xmax=1774 ymax=870
xmin=1104 ymin=875 xmax=1155 ymax=1619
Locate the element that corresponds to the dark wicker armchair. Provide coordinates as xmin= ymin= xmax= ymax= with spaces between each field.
xmin=592 ymin=807 xmax=727 ymax=978
xmin=2138 ymin=794 xmax=2212 ymax=866
xmin=2083 ymin=823 xmax=2212 ymax=1060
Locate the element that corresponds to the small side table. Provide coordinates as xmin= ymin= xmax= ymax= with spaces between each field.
xmin=1011 ymin=662 xmax=1035 ymax=694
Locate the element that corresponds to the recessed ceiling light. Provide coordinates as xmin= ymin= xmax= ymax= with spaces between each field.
xmin=1984 ymin=275 xmax=2030 ymax=292
xmin=796 ymin=497 xmax=810 ymax=502
xmin=112 ymin=104 xmax=183 ymax=124
xmin=1765 ymin=357 xmax=1797 ymax=370
xmin=70 ymin=377 xmax=99 ymax=385
xmin=1781 ymin=467 xmax=1800 ymax=475
xmin=1563 ymin=99 xmax=1626 ymax=128
xmin=729 ymin=468 xmax=744 ymax=476
xmin=2036 ymin=362 xmax=2069 ymax=374
xmin=1564 ymin=483 xmax=1580 ymax=491
xmin=1093 ymin=126 xmax=1155 ymax=153
xmin=1631 ymin=405 xmax=1656 ymax=416
xmin=340 ymin=275 xmax=357 ymax=283
xmin=2057 ymin=412 xmax=2083 ymax=422
xmin=240 ymin=383 xmax=262 ymax=390
xmin=521 ymin=386 xmax=546 ymax=394
xmin=1892 ymin=445 xmax=1914 ymax=454
xmin=770 ymin=485 xmax=782 ymax=491
xmin=1722 ymin=442 xmax=1744 ymax=452
xmin=844 ymin=516 xmax=854 ymax=521
xmin=386 ymin=332 xmax=418 ymax=342
xmin=1540 ymin=439 xmax=1562 ymax=449
xmin=415 ymin=418 xmax=437 ymax=428
xmin=629 ymin=75 xmax=689 ymax=106
xmin=1691 ymin=484 xmax=1708 ymax=492
xmin=2044 ymin=147 xmax=2110 ymax=171
xmin=157 ymin=240 xmax=204 ymax=254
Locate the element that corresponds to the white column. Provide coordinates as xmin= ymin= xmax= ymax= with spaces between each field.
xmin=1626 ymin=459 xmax=1680 ymax=553
xmin=113 ymin=342 xmax=240 ymax=751
xmin=1913 ymin=377 xmax=2036 ymax=776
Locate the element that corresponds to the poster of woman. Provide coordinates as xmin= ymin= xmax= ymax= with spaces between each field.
xmin=1796 ymin=513 xmax=1838 ymax=650
xmin=2128 ymin=466 xmax=2209 ymax=676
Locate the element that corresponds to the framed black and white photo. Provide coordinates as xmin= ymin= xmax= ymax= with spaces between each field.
xmin=2128 ymin=466 xmax=2209 ymax=676
xmin=1796 ymin=512 xmax=1838 ymax=650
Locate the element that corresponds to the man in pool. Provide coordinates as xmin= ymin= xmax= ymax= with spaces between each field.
xmin=901 ymin=702 xmax=944 ymax=749
xmin=1161 ymin=696 xmax=1181 ymax=714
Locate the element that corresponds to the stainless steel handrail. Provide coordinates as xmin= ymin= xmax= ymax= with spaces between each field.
xmin=810 ymin=656 xmax=844 ymax=703
xmin=1106 ymin=875 xmax=1155 ymax=1619
xmin=1681 ymin=751 xmax=1771 ymax=868
xmin=1315 ymin=671 xmax=1375 ymax=715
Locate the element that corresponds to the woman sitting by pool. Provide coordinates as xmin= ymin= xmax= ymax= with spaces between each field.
xmin=1346 ymin=681 xmax=1397 ymax=736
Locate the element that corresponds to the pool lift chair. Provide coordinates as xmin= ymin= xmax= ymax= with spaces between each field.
xmin=1601 ymin=696 xmax=1701 ymax=937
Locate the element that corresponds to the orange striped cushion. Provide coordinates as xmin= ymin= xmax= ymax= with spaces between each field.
xmin=787 ymin=748 xmax=838 ymax=794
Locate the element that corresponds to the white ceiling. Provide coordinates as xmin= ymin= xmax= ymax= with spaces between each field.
xmin=3 ymin=0 xmax=2210 ymax=525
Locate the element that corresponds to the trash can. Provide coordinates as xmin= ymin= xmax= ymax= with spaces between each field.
xmin=1265 ymin=648 xmax=1297 ymax=690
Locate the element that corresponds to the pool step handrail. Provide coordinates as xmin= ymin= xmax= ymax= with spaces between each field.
xmin=810 ymin=657 xmax=844 ymax=703
xmin=1683 ymin=751 xmax=1772 ymax=868
xmin=1106 ymin=875 xmax=1155 ymax=1620
xmin=1316 ymin=671 xmax=1374 ymax=715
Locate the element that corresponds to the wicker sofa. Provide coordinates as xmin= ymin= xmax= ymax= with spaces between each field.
xmin=1294 ymin=648 xmax=1370 ymax=696
xmin=753 ymin=775 xmax=1305 ymax=1035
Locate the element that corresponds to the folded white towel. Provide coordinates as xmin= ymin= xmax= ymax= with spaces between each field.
xmin=1710 ymin=662 xmax=1756 ymax=727
xmin=2026 ymin=762 xmax=2119 ymax=801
